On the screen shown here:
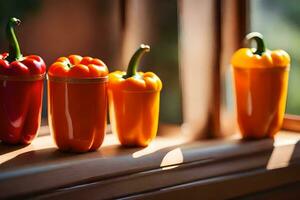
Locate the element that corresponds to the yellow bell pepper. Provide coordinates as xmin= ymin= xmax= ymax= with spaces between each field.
xmin=231 ymin=32 xmax=290 ymax=139
xmin=108 ymin=44 xmax=162 ymax=147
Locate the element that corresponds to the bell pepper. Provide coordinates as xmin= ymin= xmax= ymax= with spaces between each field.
xmin=0 ymin=18 xmax=46 ymax=145
xmin=231 ymin=32 xmax=290 ymax=139
xmin=48 ymin=55 xmax=108 ymax=152
xmin=108 ymin=44 xmax=162 ymax=147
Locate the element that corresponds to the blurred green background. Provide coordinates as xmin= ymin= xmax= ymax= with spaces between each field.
xmin=251 ymin=0 xmax=300 ymax=114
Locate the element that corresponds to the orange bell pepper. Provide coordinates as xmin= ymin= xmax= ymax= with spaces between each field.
xmin=231 ymin=32 xmax=290 ymax=139
xmin=108 ymin=44 xmax=162 ymax=147
xmin=48 ymin=55 xmax=108 ymax=152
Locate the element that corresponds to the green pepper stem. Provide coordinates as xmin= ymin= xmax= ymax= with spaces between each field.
xmin=123 ymin=44 xmax=150 ymax=79
xmin=245 ymin=32 xmax=266 ymax=56
xmin=6 ymin=18 xmax=22 ymax=62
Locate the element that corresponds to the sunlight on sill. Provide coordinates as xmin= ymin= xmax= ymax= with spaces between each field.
xmin=1 ymin=127 xmax=300 ymax=169
xmin=0 ymin=132 xmax=123 ymax=165
xmin=273 ymin=131 xmax=300 ymax=147
xmin=266 ymin=144 xmax=295 ymax=170
xmin=160 ymin=148 xmax=184 ymax=170
xmin=266 ymin=131 xmax=300 ymax=170
xmin=132 ymin=136 xmax=187 ymax=158
xmin=226 ymin=131 xmax=300 ymax=170
xmin=0 ymin=130 xmax=188 ymax=165
xmin=0 ymin=135 xmax=55 ymax=165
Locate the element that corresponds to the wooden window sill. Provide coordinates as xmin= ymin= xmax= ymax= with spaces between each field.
xmin=0 ymin=127 xmax=300 ymax=199
xmin=283 ymin=114 xmax=300 ymax=132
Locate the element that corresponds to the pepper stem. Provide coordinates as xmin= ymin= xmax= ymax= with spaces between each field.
xmin=123 ymin=44 xmax=150 ymax=79
xmin=245 ymin=32 xmax=266 ymax=56
xmin=6 ymin=18 xmax=22 ymax=62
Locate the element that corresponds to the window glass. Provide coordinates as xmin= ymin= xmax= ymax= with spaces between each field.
xmin=140 ymin=0 xmax=182 ymax=124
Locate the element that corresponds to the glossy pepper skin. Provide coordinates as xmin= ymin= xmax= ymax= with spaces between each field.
xmin=108 ymin=44 xmax=162 ymax=147
xmin=48 ymin=55 xmax=108 ymax=152
xmin=231 ymin=32 xmax=290 ymax=139
xmin=0 ymin=18 xmax=46 ymax=145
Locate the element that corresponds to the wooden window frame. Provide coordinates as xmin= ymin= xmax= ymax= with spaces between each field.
xmin=283 ymin=115 xmax=300 ymax=132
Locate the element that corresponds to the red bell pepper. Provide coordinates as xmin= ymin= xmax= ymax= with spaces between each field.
xmin=0 ymin=18 xmax=46 ymax=145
